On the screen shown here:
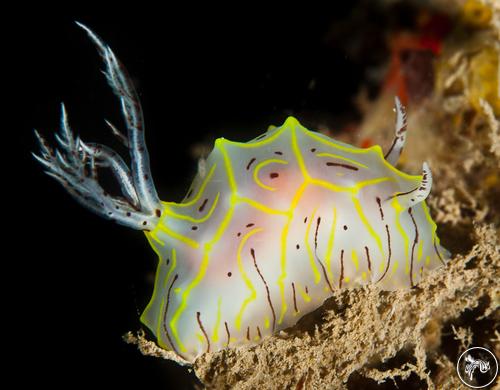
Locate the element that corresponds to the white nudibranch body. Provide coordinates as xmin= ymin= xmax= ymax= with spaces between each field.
xmin=34 ymin=24 xmax=450 ymax=363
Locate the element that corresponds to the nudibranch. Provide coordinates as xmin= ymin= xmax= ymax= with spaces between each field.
xmin=33 ymin=24 xmax=450 ymax=363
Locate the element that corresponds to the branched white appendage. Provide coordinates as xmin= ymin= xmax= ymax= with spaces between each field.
xmin=385 ymin=96 xmax=408 ymax=166
xmin=33 ymin=23 xmax=162 ymax=230
xmin=79 ymin=142 xmax=139 ymax=207
xmin=33 ymin=104 xmax=158 ymax=230
xmin=104 ymin=119 xmax=129 ymax=147
xmin=75 ymin=21 xmax=159 ymax=213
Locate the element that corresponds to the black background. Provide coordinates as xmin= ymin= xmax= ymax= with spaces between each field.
xmin=9 ymin=4 xmax=386 ymax=388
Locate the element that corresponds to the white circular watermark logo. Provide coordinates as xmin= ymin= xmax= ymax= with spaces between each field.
xmin=457 ymin=347 xmax=498 ymax=388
